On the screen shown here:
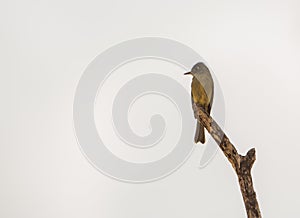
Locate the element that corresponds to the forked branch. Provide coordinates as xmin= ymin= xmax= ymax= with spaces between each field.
xmin=193 ymin=103 xmax=262 ymax=218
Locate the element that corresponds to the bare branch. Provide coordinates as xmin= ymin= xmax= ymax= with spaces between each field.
xmin=193 ymin=103 xmax=262 ymax=218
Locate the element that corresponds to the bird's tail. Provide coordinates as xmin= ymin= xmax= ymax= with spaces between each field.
xmin=194 ymin=121 xmax=205 ymax=144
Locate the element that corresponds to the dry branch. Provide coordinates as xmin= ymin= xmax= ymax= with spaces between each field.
xmin=193 ymin=103 xmax=262 ymax=218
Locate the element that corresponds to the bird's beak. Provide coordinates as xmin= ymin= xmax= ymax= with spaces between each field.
xmin=184 ymin=72 xmax=192 ymax=75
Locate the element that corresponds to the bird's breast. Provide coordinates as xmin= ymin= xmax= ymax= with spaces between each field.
xmin=191 ymin=78 xmax=209 ymax=107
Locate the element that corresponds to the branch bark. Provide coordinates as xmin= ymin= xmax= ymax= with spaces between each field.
xmin=193 ymin=103 xmax=262 ymax=218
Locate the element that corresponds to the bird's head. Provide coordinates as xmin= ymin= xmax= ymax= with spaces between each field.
xmin=184 ymin=62 xmax=209 ymax=76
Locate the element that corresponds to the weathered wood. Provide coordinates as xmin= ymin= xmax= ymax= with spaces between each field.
xmin=193 ymin=103 xmax=262 ymax=218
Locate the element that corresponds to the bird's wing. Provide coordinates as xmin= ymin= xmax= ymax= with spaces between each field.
xmin=207 ymin=81 xmax=214 ymax=114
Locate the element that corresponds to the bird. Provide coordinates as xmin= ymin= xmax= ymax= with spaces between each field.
xmin=184 ymin=62 xmax=214 ymax=144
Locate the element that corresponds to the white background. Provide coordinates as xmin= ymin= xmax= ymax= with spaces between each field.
xmin=2 ymin=0 xmax=300 ymax=217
